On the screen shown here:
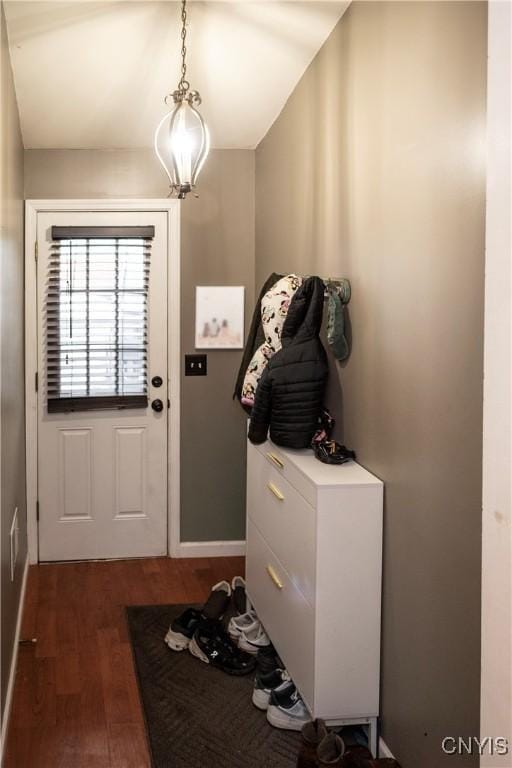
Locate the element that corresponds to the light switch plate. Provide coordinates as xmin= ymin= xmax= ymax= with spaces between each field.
xmin=185 ymin=354 xmax=207 ymax=376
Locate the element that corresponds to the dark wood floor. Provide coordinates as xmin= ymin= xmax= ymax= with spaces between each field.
xmin=4 ymin=555 xmax=245 ymax=768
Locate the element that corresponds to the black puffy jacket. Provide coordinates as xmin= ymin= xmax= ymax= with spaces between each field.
xmin=248 ymin=276 xmax=328 ymax=449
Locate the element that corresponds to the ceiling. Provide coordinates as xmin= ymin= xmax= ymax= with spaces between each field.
xmin=4 ymin=1 xmax=349 ymax=150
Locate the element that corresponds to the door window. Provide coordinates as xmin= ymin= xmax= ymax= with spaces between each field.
xmin=46 ymin=226 xmax=154 ymax=412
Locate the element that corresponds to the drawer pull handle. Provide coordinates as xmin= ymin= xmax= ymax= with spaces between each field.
xmin=267 ymin=452 xmax=284 ymax=469
xmin=267 ymin=482 xmax=284 ymax=501
xmin=266 ymin=565 xmax=284 ymax=590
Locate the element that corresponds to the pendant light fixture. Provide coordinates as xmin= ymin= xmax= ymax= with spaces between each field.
xmin=155 ymin=0 xmax=210 ymax=199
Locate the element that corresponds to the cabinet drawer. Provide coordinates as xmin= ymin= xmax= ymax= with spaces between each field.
xmin=253 ymin=441 xmax=316 ymax=508
xmin=247 ymin=444 xmax=316 ymax=606
xmin=246 ymin=519 xmax=315 ymax=712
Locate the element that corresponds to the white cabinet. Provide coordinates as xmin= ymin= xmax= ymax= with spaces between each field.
xmin=245 ymin=439 xmax=383 ymax=754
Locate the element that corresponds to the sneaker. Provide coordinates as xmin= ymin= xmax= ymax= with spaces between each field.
xmin=188 ymin=618 xmax=256 ymax=676
xmin=239 ymin=623 xmax=271 ymax=654
xmin=266 ymin=683 xmax=310 ymax=731
xmin=252 ymin=668 xmax=290 ymax=710
xmin=337 ymin=726 xmax=373 ymax=764
xmin=201 ymin=580 xmax=231 ymax=621
xmin=164 ymin=607 xmax=201 ymax=651
xmin=297 ymin=719 xmax=328 ymax=768
xmin=228 ymin=610 xmax=258 ymax=642
xmin=317 ymin=733 xmax=346 ymax=766
xmin=231 ymin=576 xmax=247 ymax=614
xmin=256 ymin=643 xmax=284 ymax=675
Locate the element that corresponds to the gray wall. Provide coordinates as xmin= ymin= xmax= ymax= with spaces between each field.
xmin=255 ymin=2 xmax=486 ymax=766
xmin=24 ymin=147 xmax=254 ymax=541
xmin=0 ymin=1 xmax=27 ymax=718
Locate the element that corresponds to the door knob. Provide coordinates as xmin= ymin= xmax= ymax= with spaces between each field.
xmin=152 ymin=375 xmax=163 ymax=388
xmin=151 ymin=399 xmax=164 ymax=412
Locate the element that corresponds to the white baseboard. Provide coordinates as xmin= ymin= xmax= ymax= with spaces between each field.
xmin=0 ymin=556 xmax=29 ymax=764
xmin=173 ymin=540 xmax=246 ymax=558
xmin=379 ymin=736 xmax=395 ymax=759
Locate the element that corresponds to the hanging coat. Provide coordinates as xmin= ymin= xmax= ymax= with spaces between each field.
xmin=248 ymin=276 xmax=328 ymax=449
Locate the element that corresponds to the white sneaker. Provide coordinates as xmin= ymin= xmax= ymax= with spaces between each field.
xmin=252 ymin=668 xmax=291 ymax=710
xmin=238 ymin=622 xmax=271 ymax=654
xmin=266 ymin=683 xmax=310 ymax=731
xmin=228 ymin=610 xmax=258 ymax=642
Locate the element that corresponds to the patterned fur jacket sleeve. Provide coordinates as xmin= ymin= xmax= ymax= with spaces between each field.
xmin=240 ymin=275 xmax=303 ymax=409
xmin=233 ymin=272 xmax=282 ymax=412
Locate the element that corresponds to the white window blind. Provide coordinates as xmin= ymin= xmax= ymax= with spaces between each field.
xmin=46 ymin=226 xmax=154 ymax=413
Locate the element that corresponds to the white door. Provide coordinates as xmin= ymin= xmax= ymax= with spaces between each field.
xmin=36 ymin=210 xmax=168 ymax=561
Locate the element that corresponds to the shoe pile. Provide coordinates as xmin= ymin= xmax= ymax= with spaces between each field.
xmin=165 ymin=576 xmax=269 ymax=676
xmin=165 ymin=577 xmax=401 ymax=766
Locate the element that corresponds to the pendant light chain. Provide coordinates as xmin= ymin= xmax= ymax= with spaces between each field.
xmin=155 ymin=0 xmax=209 ymax=198
xmin=178 ymin=0 xmax=190 ymax=96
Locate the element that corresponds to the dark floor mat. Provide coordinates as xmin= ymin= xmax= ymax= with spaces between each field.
xmin=126 ymin=604 xmax=302 ymax=768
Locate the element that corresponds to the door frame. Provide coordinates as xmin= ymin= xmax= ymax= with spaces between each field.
xmin=25 ymin=199 xmax=181 ymax=563
xmin=480 ymin=1 xmax=512 ymax=757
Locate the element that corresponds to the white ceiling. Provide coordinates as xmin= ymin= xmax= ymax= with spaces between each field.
xmin=4 ymin=0 xmax=349 ymax=150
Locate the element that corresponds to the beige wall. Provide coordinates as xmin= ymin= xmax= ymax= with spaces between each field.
xmin=24 ymin=147 xmax=254 ymax=542
xmin=255 ymin=2 xmax=486 ymax=766
xmin=0 ymin=1 xmax=27 ymax=718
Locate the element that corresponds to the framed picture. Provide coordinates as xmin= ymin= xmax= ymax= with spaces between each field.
xmin=195 ymin=286 xmax=245 ymax=349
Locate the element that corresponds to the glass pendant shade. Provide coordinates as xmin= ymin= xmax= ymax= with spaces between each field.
xmin=154 ymin=94 xmax=210 ymax=199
